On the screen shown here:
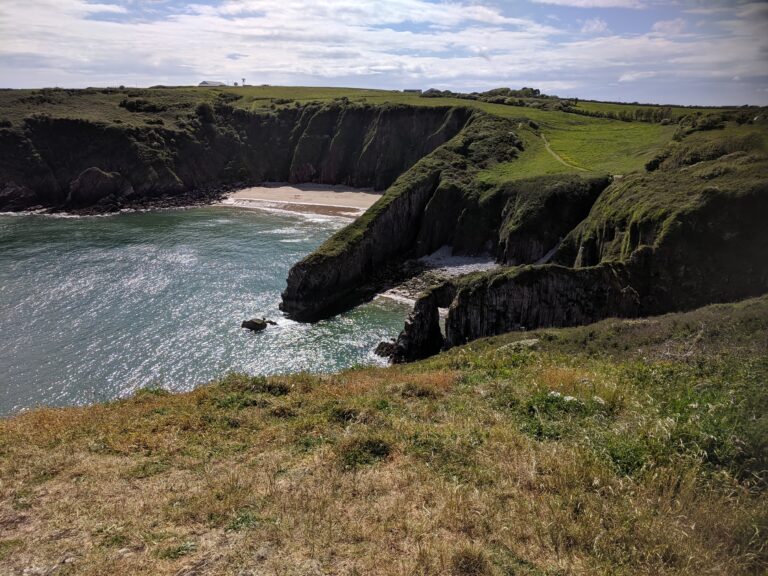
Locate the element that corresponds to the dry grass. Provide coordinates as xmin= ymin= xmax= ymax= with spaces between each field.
xmin=1 ymin=298 xmax=767 ymax=575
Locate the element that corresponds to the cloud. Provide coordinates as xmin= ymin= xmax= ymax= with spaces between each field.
xmin=0 ymin=0 xmax=766 ymax=104
xmin=531 ymin=0 xmax=645 ymax=8
xmin=618 ymin=71 xmax=658 ymax=82
xmin=581 ymin=17 xmax=609 ymax=34
xmin=652 ymin=18 xmax=687 ymax=35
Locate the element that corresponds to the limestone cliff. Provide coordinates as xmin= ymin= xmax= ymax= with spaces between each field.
xmin=444 ymin=264 xmax=640 ymax=347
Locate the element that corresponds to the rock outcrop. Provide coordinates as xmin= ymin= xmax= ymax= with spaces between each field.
xmin=280 ymin=113 xmax=524 ymax=320
xmin=391 ymin=282 xmax=457 ymax=363
xmin=496 ymin=175 xmax=610 ymax=264
xmin=241 ymin=318 xmax=277 ymax=331
xmin=390 ymin=152 xmax=768 ymax=361
xmin=444 ymin=264 xmax=640 ymax=347
xmin=67 ymin=167 xmax=134 ymax=208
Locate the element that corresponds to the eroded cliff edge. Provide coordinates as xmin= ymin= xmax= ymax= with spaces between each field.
xmin=0 ymin=101 xmax=472 ymax=212
xmin=394 ymin=148 xmax=768 ymax=359
xmin=279 ymin=112 xmax=528 ymax=320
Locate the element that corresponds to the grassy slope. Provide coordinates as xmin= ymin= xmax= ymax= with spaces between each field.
xmin=0 ymin=86 xmax=678 ymax=182
xmin=1 ymin=296 xmax=766 ymax=575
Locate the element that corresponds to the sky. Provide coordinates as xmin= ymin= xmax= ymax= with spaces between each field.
xmin=0 ymin=0 xmax=766 ymax=105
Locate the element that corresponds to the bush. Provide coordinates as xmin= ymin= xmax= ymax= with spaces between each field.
xmin=118 ymin=98 xmax=166 ymax=113
xmin=339 ymin=435 xmax=391 ymax=469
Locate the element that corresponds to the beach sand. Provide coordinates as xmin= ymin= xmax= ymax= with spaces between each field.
xmin=218 ymin=183 xmax=382 ymax=217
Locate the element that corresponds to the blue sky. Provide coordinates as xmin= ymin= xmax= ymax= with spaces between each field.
xmin=0 ymin=0 xmax=766 ymax=105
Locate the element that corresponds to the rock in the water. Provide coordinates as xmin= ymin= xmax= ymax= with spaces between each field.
xmin=241 ymin=318 xmax=277 ymax=331
xmin=374 ymin=340 xmax=396 ymax=358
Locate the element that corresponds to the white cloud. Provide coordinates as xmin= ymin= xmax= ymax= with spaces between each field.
xmin=0 ymin=0 xmax=765 ymax=104
xmin=652 ymin=18 xmax=687 ymax=35
xmin=619 ymin=71 xmax=658 ymax=82
xmin=581 ymin=17 xmax=609 ymax=34
xmin=531 ymin=0 xmax=645 ymax=8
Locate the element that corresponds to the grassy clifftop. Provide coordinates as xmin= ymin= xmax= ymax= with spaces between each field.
xmin=1 ymin=296 xmax=766 ymax=575
xmin=0 ymin=85 xmax=686 ymax=185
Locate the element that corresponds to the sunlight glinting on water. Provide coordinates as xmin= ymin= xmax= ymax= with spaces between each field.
xmin=0 ymin=207 xmax=410 ymax=415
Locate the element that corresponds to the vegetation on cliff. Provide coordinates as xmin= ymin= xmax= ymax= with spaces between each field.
xmin=1 ymin=86 xmax=766 ymax=574
xmin=391 ymin=115 xmax=768 ymax=359
xmin=1 ymin=296 xmax=766 ymax=575
xmin=2 ymin=85 xmax=765 ymax=350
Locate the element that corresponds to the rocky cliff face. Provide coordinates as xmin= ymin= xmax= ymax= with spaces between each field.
xmin=553 ymin=153 xmax=768 ymax=313
xmin=444 ymin=264 xmax=640 ymax=347
xmin=496 ymin=175 xmax=610 ymax=264
xmin=280 ymin=113 xmax=524 ymax=320
xmin=391 ymin=282 xmax=456 ymax=363
xmin=392 ymin=152 xmax=768 ymax=361
xmin=0 ymin=103 xmax=471 ymax=212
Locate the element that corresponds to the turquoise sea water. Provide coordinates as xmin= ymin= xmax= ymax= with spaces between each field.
xmin=0 ymin=207 xmax=409 ymax=416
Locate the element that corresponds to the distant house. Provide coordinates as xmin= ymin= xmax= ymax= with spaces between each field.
xmin=198 ymin=81 xmax=227 ymax=87
xmin=403 ymin=89 xmax=422 ymax=94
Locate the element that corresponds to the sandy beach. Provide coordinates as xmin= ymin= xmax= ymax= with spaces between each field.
xmin=218 ymin=183 xmax=383 ymax=217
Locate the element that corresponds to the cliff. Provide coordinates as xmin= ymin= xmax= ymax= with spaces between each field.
xmin=391 ymin=131 xmax=768 ymax=360
xmin=280 ymin=113 xmax=524 ymax=320
xmin=0 ymin=101 xmax=472 ymax=212
xmin=444 ymin=264 xmax=640 ymax=347
xmin=3 ymin=88 xmax=766 ymax=362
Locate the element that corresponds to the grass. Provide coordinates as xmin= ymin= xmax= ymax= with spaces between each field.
xmin=1 ymin=295 xmax=766 ymax=575
xmin=0 ymin=85 xmax=680 ymax=181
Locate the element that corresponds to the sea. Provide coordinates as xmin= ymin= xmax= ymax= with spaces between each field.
xmin=0 ymin=206 xmax=410 ymax=416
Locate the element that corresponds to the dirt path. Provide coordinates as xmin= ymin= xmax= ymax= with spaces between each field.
xmin=540 ymin=133 xmax=590 ymax=172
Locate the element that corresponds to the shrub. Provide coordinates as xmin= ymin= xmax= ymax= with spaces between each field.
xmin=339 ymin=435 xmax=391 ymax=469
xmin=451 ymin=547 xmax=493 ymax=576
xmin=118 ymin=98 xmax=166 ymax=113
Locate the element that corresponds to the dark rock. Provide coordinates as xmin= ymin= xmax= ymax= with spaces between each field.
xmin=241 ymin=318 xmax=277 ymax=331
xmin=392 ymin=282 xmax=457 ymax=363
xmin=66 ymin=167 xmax=134 ymax=207
xmin=445 ymin=263 xmax=640 ymax=347
xmin=0 ymin=182 xmax=38 ymax=211
xmin=392 ymin=293 xmax=443 ymax=363
xmin=374 ymin=340 xmax=395 ymax=358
